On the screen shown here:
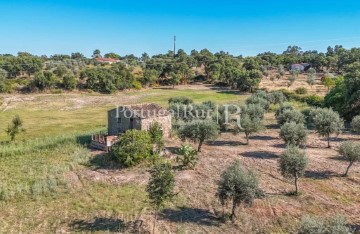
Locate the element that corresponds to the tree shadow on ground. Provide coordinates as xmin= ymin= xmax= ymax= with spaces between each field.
xmin=70 ymin=217 xmax=126 ymax=232
xmin=240 ymin=151 xmax=278 ymax=159
xmin=304 ymin=170 xmax=339 ymax=179
xmin=272 ymin=143 xmax=287 ymax=149
xmin=89 ymin=153 xmax=123 ymax=170
xmin=265 ymin=124 xmax=279 ymax=129
xmin=208 ymin=140 xmax=245 ymax=147
xmin=249 ymin=135 xmax=278 ymax=141
xmin=166 ymin=146 xmax=180 ymax=154
xmin=160 ymin=207 xmax=220 ymax=226
xmin=76 ymin=134 xmax=93 ymax=145
xmin=329 ymin=156 xmax=347 ymax=162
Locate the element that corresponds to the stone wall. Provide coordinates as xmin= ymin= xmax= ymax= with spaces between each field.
xmin=108 ymin=108 xmax=141 ymax=136
xmin=140 ymin=115 xmax=172 ymax=138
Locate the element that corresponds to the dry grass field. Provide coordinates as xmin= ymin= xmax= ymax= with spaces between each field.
xmin=0 ymin=84 xmax=359 ymax=233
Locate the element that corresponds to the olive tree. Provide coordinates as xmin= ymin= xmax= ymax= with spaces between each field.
xmin=217 ymin=160 xmax=263 ymax=222
xmin=339 ymin=141 xmax=360 ymax=177
xmin=351 ymin=115 xmax=360 ymax=133
xmin=275 ymin=103 xmax=294 ymax=120
xmin=235 ymin=113 xmax=264 ymax=145
xmin=112 ymin=130 xmax=152 ymax=167
xmin=241 ymin=104 xmax=266 ymax=120
xmin=311 ymin=108 xmax=344 ymax=148
xmin=267 ymin=91 xmax=287 ymax=105
xmin=146 ymin=162 xmax=175 ymax=233
xmin=178 ymin=119 xmax=219 ymax=152
xmin=277 ymin=109 xmax=305 ymax=126
xmin=279 ymin=146 xmax=308 ymax=195
xmin=280 ymin=122 xmax=307 ymax=147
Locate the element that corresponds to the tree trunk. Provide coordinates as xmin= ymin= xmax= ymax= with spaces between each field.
xmin=230 ymin=202 xmax=238 ymax=222
xmin=245 ymin=134 xmax=249 ymax=145
xmin=153 ymin=211 xmax=157 ymax=234
xmin=294 ymin=173 xmax=299 ymax=195
xmin=344 ymin=161 xmax=354 ymax=177
xmin=327 ymin=134 xmax=331 ymax=148
xmin=198 ymin=140 xmax=203 ymax=152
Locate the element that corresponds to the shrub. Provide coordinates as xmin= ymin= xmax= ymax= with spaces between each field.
xmin=298 ymin=215 xmax=351 ymax=234
xmin=176 ymin=144 xmax=198 ymax=169
xmin=277 ymin=109 xmax=305 ymax=126
xmin=178 ymin=119 xmax=219 ymax=152
xmin=132 ymin=80 xmax=142 ymax=90
xmin=217 ymin=160 xmax=263 ymax=222
xmin=339 ymin=141 xmax=360 ymax=177
xmin=295 ymin=87 xmax=308 ymax=95
xmin=148 ymin=122 xmax=164 ymax=154
xmin=242 ymin=104 xmax=266 ymax=120
xmin=311 ymin=108 xmax=344 ymax=148
xmin=62 ymin=74 xmax=77 ymax=90
xmin=275 ymin=102 xmax=294 ymax=120
xmin=351 ymin=115 xmax=360 ymax=133
xmin=146 ymin=162 xmax=175 ymax=232
xmin=32 ymin=71 xmax=57 ymax=90
xmin=246 ymin=95 xmax=270 ymax=111
xmin=307 ymin=73 xmax=316 ymax=87
xmin=267 ymin=91 xmax=287 ymax=104
xmin=304 ymin=95 xmax=323 ymax=107
xmin=280 ymin=122 xmax=307 ymax=146
xmin=279 ymin=146 xmax=308 ymax=194
xmin=112 ymin=130 xmax=152 ymax=167
xmin=6 ymin=115 xmax=25 ymax=141
xmin=168 ymin=96 xmax=193 ymax=105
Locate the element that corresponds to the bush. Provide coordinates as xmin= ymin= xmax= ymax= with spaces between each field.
xmin=242 ymin=104 xmax=266 ymax=120
xmin=32 ymin=71 xmax=57 ymax=90
xmin=148 ymin=122 xmax=164 ymax=154
xmin=132 ymin=80 xmax=142 ymax=90
xmin=267 ymin=91 xmax=287 ymax=104
xmin=168 ymin=97 xmax=193 ymax=105
xmin=339 ymin=141 xmax=360 ymax=177
xmin=295 ymin=87 xmax=308 ymax=95
xmin=275 ymin=103 xmax=294 ymax=120
xmin=298 ymin=215 xmax=351 ymax=234
xmin=304 ymin=95 xmax=323 ymax=107
xmin=62 ymin=74 xmax=77 ymax=90
xmin=280 ymin=122 xmax=307 ymax=146
xmin=351 ymin=115 xmax=360 ymax=133
xmin=277 ymin=109 xmax=305 ymax=126
xmin=112 ymin=130 xmax=152 ymax=167
xmin=279 ymin=146 xmax=308 ymax=194
xmin=217 ymin=160 xmax=263 ymax=221
xmin=176 ymin=145 xmax=198 ymax=169
xmin=246 ymin=95 xmax=270 ymax=111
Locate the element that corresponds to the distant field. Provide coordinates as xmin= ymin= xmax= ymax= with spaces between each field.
xmin=0 ymin=84 xmax=245 ymax=140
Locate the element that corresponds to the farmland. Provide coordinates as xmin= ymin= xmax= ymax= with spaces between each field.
xmin=0 ymin=83 xmax=359 ymax=233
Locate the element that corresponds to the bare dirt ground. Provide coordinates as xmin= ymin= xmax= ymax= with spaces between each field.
xmin=259 ymin=71 xmax=329 ymax=96
xmin=80 ymin=113 xmax=360 ymax=233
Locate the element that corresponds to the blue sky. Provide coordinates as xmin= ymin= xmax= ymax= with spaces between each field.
xmin=1 ymin=0 xmax=360 ymax=57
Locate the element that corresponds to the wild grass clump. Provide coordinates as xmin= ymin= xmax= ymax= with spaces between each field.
xmin=0 ymin=134 xmax=92 ymax=201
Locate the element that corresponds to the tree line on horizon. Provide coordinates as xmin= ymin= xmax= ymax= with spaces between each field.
xmin=0 ymin=45 xmax=359 ymax=119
